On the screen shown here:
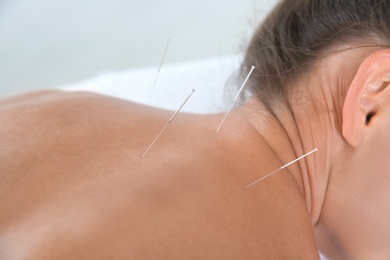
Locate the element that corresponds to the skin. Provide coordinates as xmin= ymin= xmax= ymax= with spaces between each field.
xmin=314 ymin=48 xmax=390 ymax=259
xmin=0 ymin=91 xmax=319 ymax=258
xmin=1 ymin=44 xmax=390 ymax=258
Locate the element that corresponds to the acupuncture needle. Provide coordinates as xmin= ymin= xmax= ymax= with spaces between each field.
xmin=142 ymin=89 xmax=196 ymax=158
xmin=150 ymin=38 xmax=170 ymax=102
xmin=216 ymin=65 xmax=255 ymax=133
xmin=244 ymin=148 xmax=318 ymax=189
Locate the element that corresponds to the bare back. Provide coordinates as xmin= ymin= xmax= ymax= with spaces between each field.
xmin=0 ymin=91 xmax=319 ymax=259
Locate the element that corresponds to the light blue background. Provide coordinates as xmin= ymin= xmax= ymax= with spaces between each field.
xmin=0 ymin=0 xmax=277 ymax=97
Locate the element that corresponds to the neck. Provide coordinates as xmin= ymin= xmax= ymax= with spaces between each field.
xmin=228 ymin=97 xmax=331 ymax=225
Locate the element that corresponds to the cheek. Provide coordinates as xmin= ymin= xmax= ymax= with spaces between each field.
xmin=366 ymin=122 xmax=390 ymax=192
xmin=335 ymin=127 xmax=390 ymax=256
xmin=346 ymin=170 xmax=390 ymax=257
xmin=320 ymin=128 xmax=390 ymax=257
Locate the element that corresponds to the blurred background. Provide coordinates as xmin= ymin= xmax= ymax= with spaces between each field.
xmin=0 ymin=0 xmax=278 ymax=98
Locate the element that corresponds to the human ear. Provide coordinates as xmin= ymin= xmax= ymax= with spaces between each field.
xmin=342 ymin=49 xmax=390 ymax=147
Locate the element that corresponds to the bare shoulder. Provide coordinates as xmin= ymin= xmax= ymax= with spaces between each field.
xmin=0 ymin=90 xmax=170 ymax=185
xmin=0 ymin=90 xmax=163 ymax=135
xmin=0 ymin=90 xmax=153 ymax=122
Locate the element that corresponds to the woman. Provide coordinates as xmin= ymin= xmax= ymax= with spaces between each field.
xmin=1 ymin=0 xmax=389 ymax=258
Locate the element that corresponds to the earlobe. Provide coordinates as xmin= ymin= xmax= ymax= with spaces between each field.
xmin=342 ymin=50 xmax=390 ymax=147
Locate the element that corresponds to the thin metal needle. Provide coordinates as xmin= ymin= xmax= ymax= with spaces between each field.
xmin=244 ymin=148 xmax=318 ymax=189
xmin=216 ymin=66 xmax=255 ymax=133
xmin=142 ymin=89 xmax=196 ymax=158
xmin=150 ymin=38 xmax=170 ymax=102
